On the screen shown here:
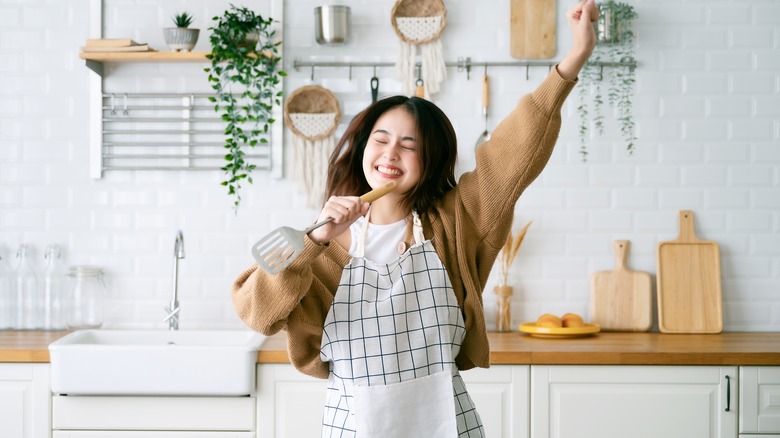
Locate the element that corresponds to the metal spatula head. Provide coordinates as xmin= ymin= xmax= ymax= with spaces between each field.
xmin=251 ymin=181 xmax=397 ymax=274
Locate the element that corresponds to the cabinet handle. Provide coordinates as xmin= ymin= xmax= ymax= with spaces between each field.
xmin=725 ymin=375 xmax=731 ymax=412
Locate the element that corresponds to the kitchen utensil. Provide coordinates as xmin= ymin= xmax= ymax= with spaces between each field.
xmin=589 ymin=240 xmax=652 ymax=332
xmin=315 ymin=5 xmax=351 ymax=45
xmin=475 ymin=72 xmax=491 ymax=148
xmin=370 ymin=75 xmax=379 ymax=103
xmin=510 ymin=0 xmax=556 ymax=59
xmin=252 ymin=181 xmax=398 ymax=274
xmin=415 ymin=78 xmax=425 ymax=98
xmin=518 ymin=322 xmax=600 ymax=339
xmin=657 ymin=210 xmax=723 ymax=333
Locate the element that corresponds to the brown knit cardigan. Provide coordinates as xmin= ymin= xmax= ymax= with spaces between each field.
xmin=232 ymin=68 xmax=576 ymax=379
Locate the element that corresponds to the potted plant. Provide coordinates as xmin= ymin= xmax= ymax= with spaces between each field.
xmin=577 ymin=0 xmax=637 ymax=161
xmin=164 ymin=12 xmax=200 ymax=52
xmin=205 ymin=4 xmax=285 ymax=209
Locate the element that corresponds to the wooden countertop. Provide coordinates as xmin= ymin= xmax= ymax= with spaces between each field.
xmin=4 ymin=330 xmax=780 ymax=365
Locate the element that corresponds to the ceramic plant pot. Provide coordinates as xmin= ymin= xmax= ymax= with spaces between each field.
xmin=163 ymin=27 xmax=200 ymax=52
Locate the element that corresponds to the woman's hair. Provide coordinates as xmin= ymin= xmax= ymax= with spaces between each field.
xmin=324 ymin=95 xmax=458 ymax=214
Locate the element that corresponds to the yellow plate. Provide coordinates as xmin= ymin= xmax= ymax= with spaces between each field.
xmin=518 ymin=322 xmax=600 ymax=338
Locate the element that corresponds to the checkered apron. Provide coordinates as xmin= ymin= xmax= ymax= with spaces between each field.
xmin=320 ymin=211 xmax=485 ymax=437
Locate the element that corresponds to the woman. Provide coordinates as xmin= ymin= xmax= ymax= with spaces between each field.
xmin=233 ymin=1 xmax=599 ymax=436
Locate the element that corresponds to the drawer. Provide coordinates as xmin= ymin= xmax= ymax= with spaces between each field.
xmin=53 ymin=396 xmax=255 ymax=431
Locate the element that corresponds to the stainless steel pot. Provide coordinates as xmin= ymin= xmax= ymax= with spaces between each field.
xmin=314 ymin=5 xmax=351 ymax=45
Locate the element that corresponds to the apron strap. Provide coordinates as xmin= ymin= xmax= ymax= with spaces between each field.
xmin=412 ymin=211 xmax=425 ymax=246
xmin=356 ymin=208 xmax=425 ymax=258
xmin=356 ymin=206 xmax=372 ymax=258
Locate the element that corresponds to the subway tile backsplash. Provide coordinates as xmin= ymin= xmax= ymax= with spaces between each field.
xmin=0 ymin=0 xmax=778 ymax=331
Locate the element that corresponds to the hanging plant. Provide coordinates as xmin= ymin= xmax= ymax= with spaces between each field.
xmin=577 ymin=0 xmax=637 ymax=161
xmin=205 ymin=4 xmax=285 ymax=209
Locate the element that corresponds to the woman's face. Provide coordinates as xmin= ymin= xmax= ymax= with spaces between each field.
xmin=362 ymin=106 xmax=421 ymax=196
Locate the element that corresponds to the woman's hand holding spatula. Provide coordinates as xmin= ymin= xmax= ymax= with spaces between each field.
xmin=251 ymin=181 xmax=397 ymax=274
xmin=309 ymin=181 xmax=397 ymax=244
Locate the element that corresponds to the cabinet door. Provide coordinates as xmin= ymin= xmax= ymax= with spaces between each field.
xmin=257 ymin=364 xmax=328 ymax=437
xmin=740 ymin=366 xmax=780 ymax=433
xmin=0 ymin=363 xmax=50 ymax=438
xmin=531 ymin=365 xmax=737 ymax=438
xmin=462 ymin=365 xmax=529 ymax=438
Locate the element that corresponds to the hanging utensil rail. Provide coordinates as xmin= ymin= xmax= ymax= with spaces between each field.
xmin=293 ymin=57 xmax=636 ymax=81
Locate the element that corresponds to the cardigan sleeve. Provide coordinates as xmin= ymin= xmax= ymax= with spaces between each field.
xmin=454 ymin=66 xmax=577 ymax=246
xmin=231 ymin=235 xmax=348 ymax=378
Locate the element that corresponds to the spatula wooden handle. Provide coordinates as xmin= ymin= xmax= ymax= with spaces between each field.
xmin=359 ymin=181 xmax=397 ymax=203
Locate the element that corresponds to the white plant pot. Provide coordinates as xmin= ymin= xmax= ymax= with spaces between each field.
xmin=163 ymin=27 xmax=200 ymax=52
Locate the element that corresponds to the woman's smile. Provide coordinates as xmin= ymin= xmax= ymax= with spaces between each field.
xmin=363 ymin=106 xmax=421 ymax=194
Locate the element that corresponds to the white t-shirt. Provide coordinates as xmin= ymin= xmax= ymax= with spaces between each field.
xmin=348 ymin=215 xmax=407 ymax=264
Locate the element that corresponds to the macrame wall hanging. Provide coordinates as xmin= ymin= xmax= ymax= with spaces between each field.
xmin=391 ymin=0 xmax=447 ymax=99
xmin=284 ymin=85 xmax=341 ymax=208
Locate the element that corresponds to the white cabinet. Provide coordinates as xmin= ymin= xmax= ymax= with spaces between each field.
xmin=740 ymin=366 xmax=780 ymax=435
xmin=531 ymin=365 xmax=738 ymax=438
xmin=257 ymin=364 xmax=327 ymax=437
xmin=256 ymin=364 xmax=530 ymax=438
xmin=0 ymin=363 xmax=50 ymax=438
xmin=462 ymin=365 xmax=529 ymax=438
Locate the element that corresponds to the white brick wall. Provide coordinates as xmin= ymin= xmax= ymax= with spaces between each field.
xmin=0 ymin=0 xmax=778 ymax=332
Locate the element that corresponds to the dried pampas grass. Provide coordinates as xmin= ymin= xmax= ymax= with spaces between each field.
xmin=498 ymin=220 xmax=532 ymax=285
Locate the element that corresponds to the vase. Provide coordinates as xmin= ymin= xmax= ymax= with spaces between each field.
xmin=163 ymin=28 xmax=200 ymax=52
xmin=493 ymin=284 xmax=513 ymax=332
xmin=237 ymin=31 xmax=261 ymax=51
xmin=595 ymin=7 xmax=627 ymax=44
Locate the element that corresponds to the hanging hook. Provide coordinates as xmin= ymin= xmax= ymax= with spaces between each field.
xmin=310 ymin=65 xmax=315 ymax=82
xmin=599 ymin=65 xmax=604 ymax=81
xmin=122 ymin=93 xmax=128 ymax=115
xmin=189 ymin=94 xmax=195 ymax=108
xmin=348 ymin=64 xmax=353 ymax=81
xmin=373 ymin=65 xmax=377 ymax=77
xmin=110 ymin=94 xmax=116 ymax=116
xmin=457 ymin=57 xmax=472 ymax=80
xmin=525 ymin=64 xmax=530 ymax=81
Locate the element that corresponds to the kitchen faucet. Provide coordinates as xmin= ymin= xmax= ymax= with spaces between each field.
xmin=163 ymin=230 xmax=185 ymax=330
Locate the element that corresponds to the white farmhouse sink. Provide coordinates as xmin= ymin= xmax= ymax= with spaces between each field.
xmin=49 ymin=329 xmax=266 ymax=396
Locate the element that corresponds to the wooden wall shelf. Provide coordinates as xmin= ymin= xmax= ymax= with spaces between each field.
xmin=79 ymin=51 xmax=209 ymax=62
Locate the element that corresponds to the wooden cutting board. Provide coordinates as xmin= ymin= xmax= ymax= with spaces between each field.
xmin=510 ymin=0 xmax=556 ymax=59
xmin=589 ymin=240 xmax=652 ymax=332
xmin=657 ymin=210 xmax=723 ymax=333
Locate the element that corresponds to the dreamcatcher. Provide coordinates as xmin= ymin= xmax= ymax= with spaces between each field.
xmin=284 ymin=85 xmax=341 ymax=208
xmin=391 ymin=0 xmax=447 ymax=99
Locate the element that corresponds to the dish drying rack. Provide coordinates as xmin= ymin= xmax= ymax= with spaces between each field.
xmin=99 ymin=92 xmax=273 ymax=173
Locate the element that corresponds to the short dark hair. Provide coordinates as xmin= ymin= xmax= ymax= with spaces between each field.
xmin=324 ymin=96 xmax=458 ymax=214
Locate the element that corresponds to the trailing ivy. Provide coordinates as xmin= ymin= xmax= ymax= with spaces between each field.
xmin=205 ymin=4 xmax=286 ymax=209
xmin=577 ymin=0 xmax=637 ymax=161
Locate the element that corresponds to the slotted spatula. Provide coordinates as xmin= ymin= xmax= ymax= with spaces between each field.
xmin=252 ymin=181 xmax=397 ymax=274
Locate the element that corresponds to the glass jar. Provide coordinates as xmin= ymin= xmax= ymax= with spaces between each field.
xmin=66 ymin=266 xmax=105 ymax=329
